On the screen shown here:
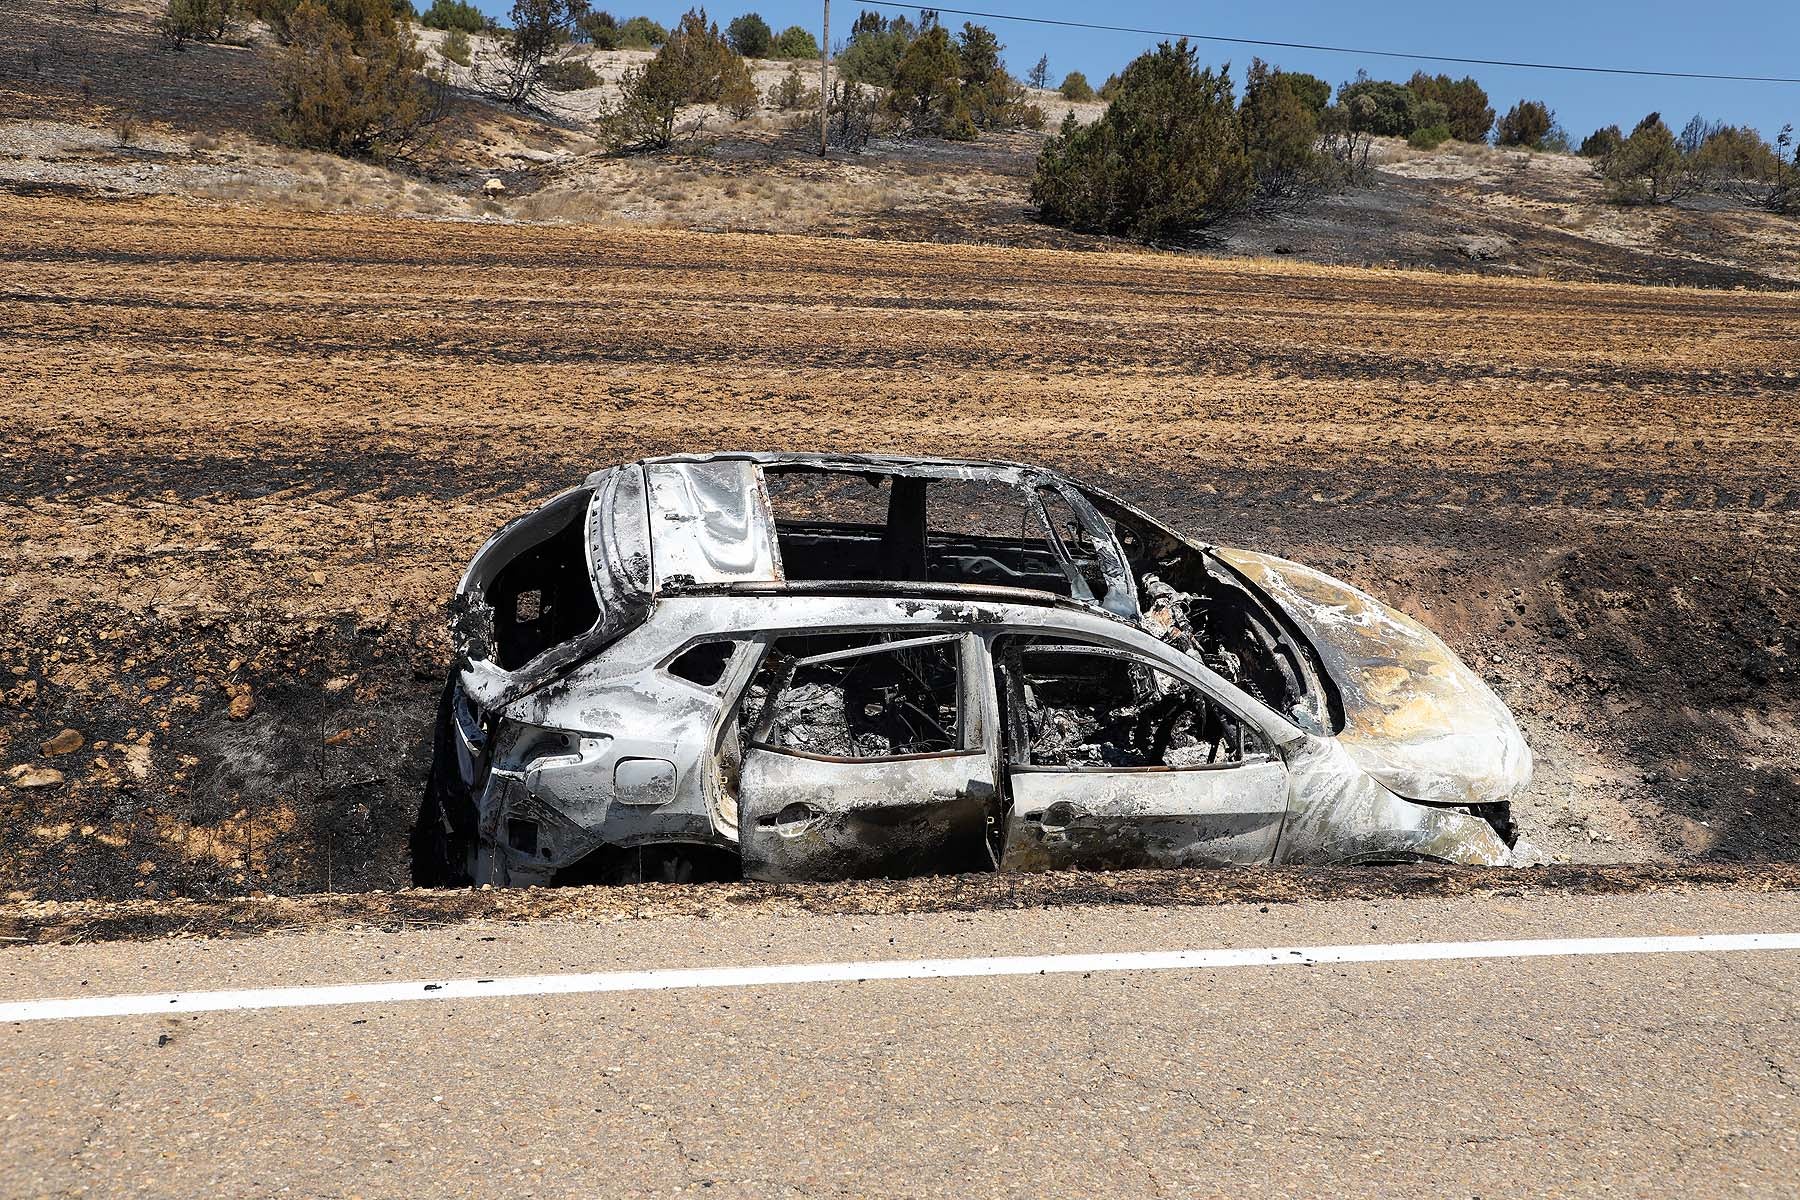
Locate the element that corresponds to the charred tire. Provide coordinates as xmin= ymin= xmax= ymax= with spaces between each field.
xmin=410 ymin=678 xmax=477 ymax=888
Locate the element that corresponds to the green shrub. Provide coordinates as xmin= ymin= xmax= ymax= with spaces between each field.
xmin=617 ymin=14 xmax=667 ymax=48
xmin=1603 ymin=112 xmax=1683 ymax=203
xmin=247 ymin=0 xmax=401 ymax=41
xmin=605 ymin=62 xmax=684 ymax=149
xmin=1580 ymin=124 xmax=1623 ymax=158
xmin=478 ymin=0 xmax=585 ymax=106
xmin=438 ymin=25 xmax=471 ymax=64
xmin=577 ymin=10 xmax=619 ymax=47
xmin=1275 ymin=69 xmax=1331 ymax=118
xmin=770 ymin=24 xmax=816 ymax=59
xmin=269 ymin=0 xmax=440 ymax=160
xmin=1406 ymin=72 xmax=1492 ymax=142
xmin=719 ymin=49 xmax=758 ymax=117
xmin=601 ymin=8 xmax=753 ymax=148
xmin=1336 ymin=75 xmax=1419 ymax=136
xmin=1407 ymin=123 xmax=1451 ymax=149
xmin=1058 ymin=70 xmax=1093 ymax=102
xmin=952 ymin=21 xmax=1036 ymax=131
xmin=419 ymin=0 xmax=481 ymax=32
xmin=158 ymin=0 xmax=236 ymax=48
xmin=765 ymin=62 xmax=814 ymax=110
xmin=1031 ymin=39 xmax=1252 ymax=238
xmin=1097 ymin=72 xmax=1121 ymax=101
xmin=725 ymin=12 xmax=770 ymax=57
xmin=1239 ymin=57 xmax=1334 ymax=211
xmin=885 ymin=24 xmax=973 ymax=138
xmin=1496 ymin=99 xmax=1554 ymax=148
xmin=1691 ymin=123 xmax=1780 ymax=186
xmin=838 ymin=11 xmax=914 ymax=87
xmin=540 ymin=54 xmax=600 ymax=90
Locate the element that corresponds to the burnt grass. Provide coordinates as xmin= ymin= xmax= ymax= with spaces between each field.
xmin=2 ymin=195 xmax=1798 ymax=909
xmin=6 ymin=862 xmax=1799 ymax=947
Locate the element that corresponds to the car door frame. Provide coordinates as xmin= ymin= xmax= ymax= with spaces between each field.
xmin=979 ymin=619 xmax=1300 ymax=872
xmin=735 ymin=629 xmax=1000 ymax=882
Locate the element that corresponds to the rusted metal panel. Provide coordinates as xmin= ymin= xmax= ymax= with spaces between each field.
xmin=1214 ymin=548 xmax=1533 ymax=809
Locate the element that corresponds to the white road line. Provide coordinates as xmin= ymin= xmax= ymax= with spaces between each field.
xmin=4 ymin=932 xmax=1798 ymax=1025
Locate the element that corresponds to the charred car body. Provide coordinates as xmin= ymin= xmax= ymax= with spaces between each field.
xmin=414 ymin=453 xmax=1536 ymax=886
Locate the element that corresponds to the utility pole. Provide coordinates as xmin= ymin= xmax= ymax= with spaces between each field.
xmin=818 ymin=0 xmax=830 ymax=156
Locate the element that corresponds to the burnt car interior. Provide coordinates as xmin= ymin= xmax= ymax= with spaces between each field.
xmin=739 ymin=633 xmax=963 ymax=760
xmin=994 ymin=636 xmax=1267 ymax=770
xmin=764 ymin=467 xmax=1092 ymax=599
xmin=758 ymin=464 xmax=1327 ymax=733
xmin=481 ymin=496 xmax=600 ymax=670
xmin=1081 ymin=492 xmax=1335 ymax=734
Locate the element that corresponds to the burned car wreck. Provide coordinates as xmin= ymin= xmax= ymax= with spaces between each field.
xmin=413 ymin=453 xmax=1536 ymax=887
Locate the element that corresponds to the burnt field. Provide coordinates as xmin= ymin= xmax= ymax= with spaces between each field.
xmin=3 ymin=193 xmax=1798 ymax=903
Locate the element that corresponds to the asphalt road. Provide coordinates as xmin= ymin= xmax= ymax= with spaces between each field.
xmin=4 ymin=888 xmax=1798 ymax=1198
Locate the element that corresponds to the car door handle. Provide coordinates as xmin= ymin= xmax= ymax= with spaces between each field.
xmin=1036 ymin=801 xmax=1085 ymax=829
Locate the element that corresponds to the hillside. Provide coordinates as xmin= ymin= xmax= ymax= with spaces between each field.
xmin=4 ymin=0 xmax=1798 ymax=286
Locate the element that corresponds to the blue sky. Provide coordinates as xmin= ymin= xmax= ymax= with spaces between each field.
xmin=483 ymin=1 xmax=1800 ymax=142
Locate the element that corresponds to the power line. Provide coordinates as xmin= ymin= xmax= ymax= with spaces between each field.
xmin=856 ymin=2 xmax=1800 ymax=85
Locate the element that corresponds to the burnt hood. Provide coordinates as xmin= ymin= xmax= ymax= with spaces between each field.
xmin=1212 ymin=548 xmax=1533 ymax=809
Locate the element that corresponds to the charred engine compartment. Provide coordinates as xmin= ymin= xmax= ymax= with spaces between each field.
xmin=1085 ymin=493 xmax=1335 ymax=736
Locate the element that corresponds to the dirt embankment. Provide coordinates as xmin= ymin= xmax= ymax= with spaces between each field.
xmin=3 ymin=194 xmax=1798 ymax=902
